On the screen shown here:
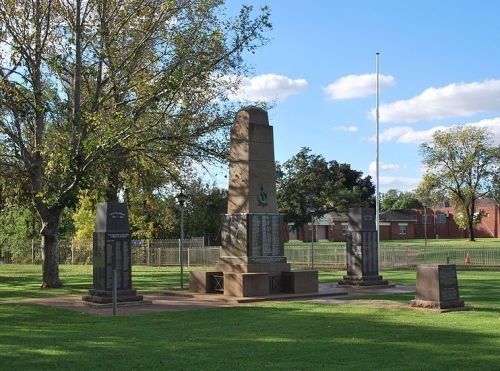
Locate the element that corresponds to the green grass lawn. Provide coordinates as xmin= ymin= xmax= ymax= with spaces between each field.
xmin=287 ymin=238 xmax=500 ymax=248
xmin=1 ymin=265 xmax=500 ymax=369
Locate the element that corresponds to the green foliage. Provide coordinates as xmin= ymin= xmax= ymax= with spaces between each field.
xmin=0 ymin=0 xmax=272 ymax=285
xmin=277 ymin=147 xmax=374 ymax=228
xmin=419 ymin=125 xmax=500 ymax=240
xmin=454 ymin=210 xmax=486 ymax=231
xmin=381 ymin=189 xmax=423 ymax=211
xmin=72 ymin=191 xmax=98 ymax=240
xmin=183 ymin=181 xmax=227 ymax=242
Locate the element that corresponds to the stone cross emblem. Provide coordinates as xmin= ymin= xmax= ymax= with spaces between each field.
xmin=257 ymin=184 xmax=268 ymax=207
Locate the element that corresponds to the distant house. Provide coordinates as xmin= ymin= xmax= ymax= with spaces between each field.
xmin=284 ymin=199 xmax=500 ymax=242
xmin=286 ymin=211 xmax=349 ymax=242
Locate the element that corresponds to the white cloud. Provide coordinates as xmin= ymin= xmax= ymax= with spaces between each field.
xmin=379 ymin=79 xmax=500 ymax=123
xmin=374 ymin=117 xmax=500 ymax=144
xmin=379 ymin=176 xmax=422 ymax=190
xmin=226 ymin=74 xmax=308 ymax=102
xmin=368 ymin=161 xmax=406 ymax=173
xmin=333 ymin=125 xmax=359 ymax=132
xmin=324 ymin=73 xmax=395 ymax=100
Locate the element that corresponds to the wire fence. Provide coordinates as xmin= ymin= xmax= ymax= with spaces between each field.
xmin=1 ymin=240 xmax=499 ymax=269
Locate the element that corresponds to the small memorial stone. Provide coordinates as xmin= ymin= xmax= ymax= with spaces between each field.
xmin=410 ymin=264 xmax=466 ymax=309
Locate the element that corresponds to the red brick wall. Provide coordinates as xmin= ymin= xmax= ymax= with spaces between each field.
xmin=284 ymin=203 xmax=499 ymax=242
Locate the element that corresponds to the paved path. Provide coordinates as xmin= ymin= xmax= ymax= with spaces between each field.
xmin=2 ymin=284 xmax=416 ymax=316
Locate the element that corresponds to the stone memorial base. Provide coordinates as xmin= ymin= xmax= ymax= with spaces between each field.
xmin=410 ymin=264 xmax=466 ymax=310
xmin=82 ymin=289 xmax=144 ymax=304
xmin=189 ymin=268 xmax=318 ymax=297
xmin=338 ymin=275 xmax=390 ymax=288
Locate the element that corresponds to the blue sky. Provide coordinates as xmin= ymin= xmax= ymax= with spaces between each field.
xmin=218 ymin=0 xmax=500 ymax=192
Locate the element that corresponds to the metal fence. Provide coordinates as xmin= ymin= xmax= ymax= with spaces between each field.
xmin=1 ymin=240 xmax=499 ymax=269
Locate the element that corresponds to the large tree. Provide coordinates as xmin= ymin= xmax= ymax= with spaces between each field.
xmin=0 ymin=0 xmax=271 ymax=287
xmin=419 ymin=125 xmax=500 ymax=241
xmin=277 ymin=147 xmax=375 ymax=229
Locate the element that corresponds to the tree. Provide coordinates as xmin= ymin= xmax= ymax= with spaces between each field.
xmin=381 ymin=189 xmax=423 ymax=211
xmin=0 ymin=1 xmax=271 ymax=287
xmin=277 ymin=147 xmax=374 ymax=229
xmin=380 ymin=189 xmax=400 ymax=211
xmin=419 ymin=125 xmax=500 ymax=241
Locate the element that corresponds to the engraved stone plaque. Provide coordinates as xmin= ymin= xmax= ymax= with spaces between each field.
xmin=83 ymin=202 xmax=143 ymax=304
xmin=411 ymin=264 xmax=464 ymax=309
xmin=339 ymin=207 xmax=388 ymax=287
xmin=248 ymin=214 xmax=284 ymax=259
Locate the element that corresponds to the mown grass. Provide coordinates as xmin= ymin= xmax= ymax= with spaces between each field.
xmin=1 ymin=265 xmax=500 ymax=369
xmin=286 ymin=238 xmax=500 ymax=248
xmin=1 ymin=289 xmax=499 ymax=369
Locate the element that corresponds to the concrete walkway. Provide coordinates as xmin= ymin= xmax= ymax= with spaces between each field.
xmin=3 ymin=283 xmax=416 ymax=316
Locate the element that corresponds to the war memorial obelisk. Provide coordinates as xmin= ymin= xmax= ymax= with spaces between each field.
xmin=189 ymin=107 xmax=318 ymax=297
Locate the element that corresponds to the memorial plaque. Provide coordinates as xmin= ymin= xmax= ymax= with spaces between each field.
xmin=339 ymin=207 xmax=389 ymax=287
xmin=411 ymin=264 xmax=464 ymax=309
xmin=83 ymin=202 xmax=143 ymax=304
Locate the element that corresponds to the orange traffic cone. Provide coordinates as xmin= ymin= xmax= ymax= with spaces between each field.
xmin=465 ymin=253 xmax=471 ymax=264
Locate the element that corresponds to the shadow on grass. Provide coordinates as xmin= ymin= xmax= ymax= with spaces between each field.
xmin=0 ymin=303 xmax=499 ymax=370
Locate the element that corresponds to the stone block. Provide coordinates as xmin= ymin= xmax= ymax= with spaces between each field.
xmin=249 ymin=141 xmax=275 ymax=162
xmin=249 ymin=123 xmax=274 ymax=143
xmin=411 ymin=264 xmax=465 ymax=309
xmin=282 ymin=270 xmax=318 ymax=293
xmin=224 ymin=272 xmax=269 ymax=297
xmin=189 ymin=271 xmax=223 ymax=293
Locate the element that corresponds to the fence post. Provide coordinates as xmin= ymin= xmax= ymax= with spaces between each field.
xmin=31 ymin=239 xmax=35 ymax=264
xmin=187 ymin=247 xmax=190 ymax=267
xmin=146 ymin=239 xmax=150 ymax=266
xmin=71 ymin=242 xmax=74 ymax=265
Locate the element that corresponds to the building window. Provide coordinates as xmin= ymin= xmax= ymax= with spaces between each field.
xmin=436 ymin=214 xmax=447 ymax=224
xmin=341 ymin=223 xmax=348 ymax=235
xmin=422 ymin=215 xmax=432 ymax=225
xmin=399 ymin=224 xmax=408 ymax=235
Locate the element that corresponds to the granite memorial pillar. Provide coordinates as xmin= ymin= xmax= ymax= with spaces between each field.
xmin=338 ymin=207 xmax=389 ymax=287
xmin=82 ymin=202 xmax=143 ymax=304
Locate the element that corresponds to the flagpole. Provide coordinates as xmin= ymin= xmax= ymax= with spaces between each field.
xmin=375 ymin=52 xmax=380 ymax=271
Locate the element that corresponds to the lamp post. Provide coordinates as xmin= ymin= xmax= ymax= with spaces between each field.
xmin=176 ymin=191 xmax=187 ymax=289
xmin=307 ymin=207 xmax=316 ymax=269
xmin=423 ymin=204 xmax=427 ymax=247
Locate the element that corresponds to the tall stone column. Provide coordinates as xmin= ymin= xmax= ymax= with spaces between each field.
xmin=189 ymin=107 xmax=318 ymax=296
xmin=217 ymin=107 xmax=289 ymax=273
xmin=338 ymin=207 xmax=389 ymax=287
xmin=82 ymin=202 xmax=144 ymax=304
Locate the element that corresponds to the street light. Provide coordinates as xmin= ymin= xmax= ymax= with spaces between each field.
xmin=423 ymin=204 xmax=427 ymax=247
xmin=307 ymin=206 xmax=316 ymax=269
xmin=176 ymin=191 xmax=187 ymax=289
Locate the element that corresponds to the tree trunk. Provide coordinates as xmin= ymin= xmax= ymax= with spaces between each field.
xmin=466 ymin=208 xmax=475 ymax=242
xmin=40 ymin=208 xmax=63 ymax=288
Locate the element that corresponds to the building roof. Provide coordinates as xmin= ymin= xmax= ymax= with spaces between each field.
xmin=329 ymin=211 xmax=348 ymax=222
xmin=380 ymin=210 xmax=417 ymax=222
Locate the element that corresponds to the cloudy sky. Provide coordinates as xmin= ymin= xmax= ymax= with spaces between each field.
xmin=221 ymin=0 xmax=500 ymax=192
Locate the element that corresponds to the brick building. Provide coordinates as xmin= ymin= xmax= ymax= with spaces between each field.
xmin=284 ymin=199 xmax=500 ymax=242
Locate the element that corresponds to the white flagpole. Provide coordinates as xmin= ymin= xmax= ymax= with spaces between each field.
xmin=375 ymin=52 xmax=380 ymax=271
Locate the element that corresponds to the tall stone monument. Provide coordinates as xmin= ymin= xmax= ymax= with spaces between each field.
xmin=82 ymin=202 xmax=144 ymax=304
xmin=338 ymin=207 xmax=389 ymax=287
xmin=189 ymin=107 xmax=318 ymax=296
